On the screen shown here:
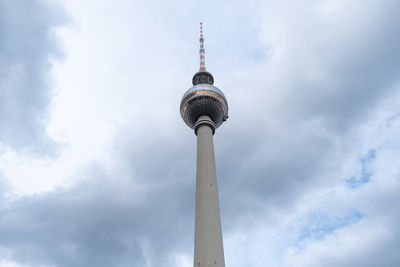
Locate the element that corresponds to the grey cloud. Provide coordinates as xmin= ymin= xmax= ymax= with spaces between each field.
xmin=0 ymin=0 xmax=67 ymax=153
xmin=275 ymin=1 xmax=400 ymax=132
xmin=0 ymin=158 xmax=195 ymax=267
xmin=213 ymin=0 xmax=400 ymax=216
xmin=215 ymin=120 xmax=340 ymax=231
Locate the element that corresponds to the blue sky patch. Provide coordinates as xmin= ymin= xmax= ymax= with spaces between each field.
xmin=345 ymin=149 xmax=376 ymax=189
xmin=294 ymin=210 xmax=364 ymax=246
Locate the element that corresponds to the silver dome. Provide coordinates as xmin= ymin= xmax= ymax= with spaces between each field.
xmin=180 ymin=83 xmax=228 ymax=129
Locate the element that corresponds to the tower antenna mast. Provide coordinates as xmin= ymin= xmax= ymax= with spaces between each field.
xmin=199 ymin=22 xmax=206 ymax=71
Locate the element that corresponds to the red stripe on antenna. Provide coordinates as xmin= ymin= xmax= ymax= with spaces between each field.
xmin=199 ymin=22 xmax=206 ymax=71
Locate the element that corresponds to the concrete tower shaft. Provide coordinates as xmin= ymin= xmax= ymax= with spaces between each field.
xmin=194 ymin=115 xmax=225 ymax=267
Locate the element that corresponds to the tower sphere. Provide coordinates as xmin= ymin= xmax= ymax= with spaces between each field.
xmin=180 ymin=71 xmax=228 ymax=131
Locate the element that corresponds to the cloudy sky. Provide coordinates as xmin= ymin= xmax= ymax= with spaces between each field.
xmin=1 ymin=0 xmax=400 ymax=266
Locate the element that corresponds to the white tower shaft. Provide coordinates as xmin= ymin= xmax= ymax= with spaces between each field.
xmin=194 ymin=115 xmax=225 ymax=267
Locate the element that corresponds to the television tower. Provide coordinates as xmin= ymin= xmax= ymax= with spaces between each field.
xmin=180 ymin=22 xmax=228 ymax=267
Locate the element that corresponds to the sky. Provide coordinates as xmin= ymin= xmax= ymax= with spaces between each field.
xmin=1 ymin=0 xmax=400 ymax=266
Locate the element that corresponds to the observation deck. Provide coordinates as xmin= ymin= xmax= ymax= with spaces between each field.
xmin=180 ymin=79 xmax=228 ymax=130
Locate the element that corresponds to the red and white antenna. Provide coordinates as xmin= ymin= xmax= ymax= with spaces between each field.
xmin=199 ymin=22 xmax=206 ymax=71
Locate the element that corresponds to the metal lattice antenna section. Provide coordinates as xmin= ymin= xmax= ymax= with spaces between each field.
xmin=199 ymin=22 xmax=206 ymax=71
xmin=192 ymin=22 xmax=215 ymax=85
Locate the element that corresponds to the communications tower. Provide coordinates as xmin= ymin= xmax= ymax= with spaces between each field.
xmin=180 ymin=22 xmax=228 ymax=267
